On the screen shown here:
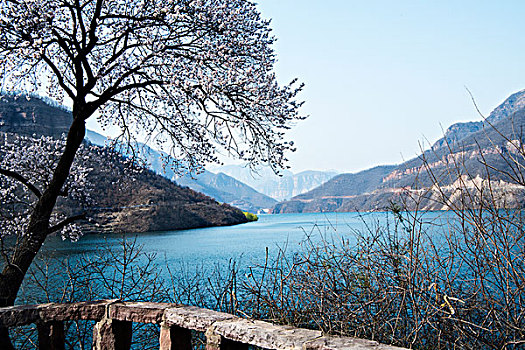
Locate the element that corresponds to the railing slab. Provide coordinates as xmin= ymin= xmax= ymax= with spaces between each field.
xmin=163 ymin=305 xmax=238 ymax=332
xmin=0 ymin=304 xmax=40 ymax=327
xmin=304 ymin=336 xmax=407 ymax=350
xmin=109 ymin=302 xmax=174 ymax=324
xmin=209 ymin=318 xmax=322 ymax=350
xmin=40 ymin=300 xmax=112 ymax=322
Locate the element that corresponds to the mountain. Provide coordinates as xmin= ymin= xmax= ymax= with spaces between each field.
xmin=85 ymin=130 xmax=276 ymax=212
xmin=486 ymin=89 xmax=525 ymax=124
xmin=63 ymin=148 xmax=249 ymax=233
xmin=431 ymin=89 xmax=525 ymax=150
xmin=1 ymin=94 xmax=249 ymax=232
xmin=85 ymin=129 xmax=322 ymax=211
xmin=175 ymin=171 xmax=277 ymax=213
xmin=212 ymin=164 xmax=338 ymax=201
xmin=293 ymin=166 xmax=397 ymax=199
xmin=273 ymin=90 xmax=525 ymax=213
xmin=431 ymin=121 xmax=483 ymax=150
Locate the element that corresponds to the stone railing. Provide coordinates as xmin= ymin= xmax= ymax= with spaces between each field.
xmin=0 ymin=300 xmax=407 ymax=350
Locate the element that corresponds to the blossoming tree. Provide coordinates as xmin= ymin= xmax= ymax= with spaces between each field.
xmin=0 ymin=0 xmax=303 ymax=344
xmin=0 ymin=133 xmax=98 ymax=241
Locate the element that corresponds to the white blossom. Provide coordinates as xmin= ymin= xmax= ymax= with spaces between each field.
xmin=0 ymin=0 xmax=304 ymax=174
xmin=0 ymin=133 xmax=94 ymax=240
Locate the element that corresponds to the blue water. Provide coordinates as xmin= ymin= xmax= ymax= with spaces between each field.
xmin=39 ymin=211 xmax=450 ymax=272
xmin=40 ymin=213 xmax=365 ymax=267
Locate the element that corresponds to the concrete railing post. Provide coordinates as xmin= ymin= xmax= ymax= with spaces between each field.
xmin=92 ymin=317 xmax=132 ymax=350
xmin=205 ymin=328 xmax=248 ymax=350
xmin=159 ymin=322 xmax=192 ymax=350
xmin=37 ymin=321 xmax=65 ymax=350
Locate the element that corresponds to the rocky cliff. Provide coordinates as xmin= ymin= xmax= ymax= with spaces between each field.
xmin=0 ymin=94 xmax=72 ymax=138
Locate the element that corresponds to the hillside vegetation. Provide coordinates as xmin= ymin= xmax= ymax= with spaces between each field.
xmin=85 ymin=129 xmax=277 ymax=213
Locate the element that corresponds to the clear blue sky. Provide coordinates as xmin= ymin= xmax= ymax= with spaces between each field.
xmin=252 ymin=0 xmax=525 ymax=173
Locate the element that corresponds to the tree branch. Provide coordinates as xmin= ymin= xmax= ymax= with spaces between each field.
xmin=46 ymin=214 xmax=86 ymax=235
xmin=88 ymin=79 xmax=166 ymax=116
xmin=40 ymin=54 xmax=76 ymax=100
xmin=0 ymin=168 xmax=42 ymax=198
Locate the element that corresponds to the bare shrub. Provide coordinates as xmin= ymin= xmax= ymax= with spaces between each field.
xmin=235 ymin=121 xmax=525 ymax=349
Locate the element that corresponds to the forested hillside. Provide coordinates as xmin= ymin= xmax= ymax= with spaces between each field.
xmin=0 ymin=94 xmax=248 ymax=233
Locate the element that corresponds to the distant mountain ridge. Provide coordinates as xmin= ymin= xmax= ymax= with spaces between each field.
xmin=273 ymin=89 xmax=525 ymax=213
xmin=293 ymin=166 xmax=397 ymax=200
xmin=431 ymin=89 xmax=525 ymax=151
xmin=212 ymin=164 xmax=338 ymax=201
xmin=175 ymin=171 xmax=277 ymax=213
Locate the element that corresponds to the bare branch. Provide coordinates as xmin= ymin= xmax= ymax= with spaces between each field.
xmin=0 ymin=168 xmax=42 ymax=198
xmin=46 ymin=213 xmax=86 ymax=235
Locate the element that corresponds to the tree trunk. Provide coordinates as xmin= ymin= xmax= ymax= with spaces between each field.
xmin=0 ymin=115 xmax=86 ymax=347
